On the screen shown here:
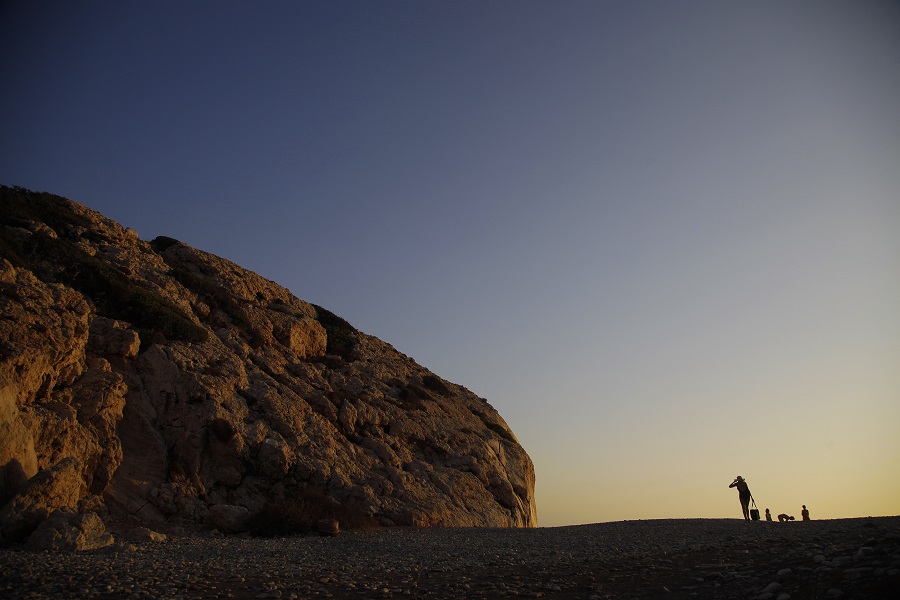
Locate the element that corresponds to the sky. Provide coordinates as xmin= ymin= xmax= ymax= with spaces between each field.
xmin=1 ymin=1 xmax=898 ymax=527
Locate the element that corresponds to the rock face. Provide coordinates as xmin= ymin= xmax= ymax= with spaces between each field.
xmin=0 ymin=186 xmax=537 ymax=539
xmin=0 ymin=383 xmax=38 ymax=501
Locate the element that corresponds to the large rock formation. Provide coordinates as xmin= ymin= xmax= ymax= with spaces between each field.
xmin=0 ymin=185 xmax=537 ymax=541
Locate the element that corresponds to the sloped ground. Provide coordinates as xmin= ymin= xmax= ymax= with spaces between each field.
xmin=2 ymin=517 xmax=898 ymax=599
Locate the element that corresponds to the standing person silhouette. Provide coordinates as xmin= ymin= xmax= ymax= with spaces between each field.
xmin=801 ymin=505 xmax=810 ymax=521
xmin=729 ymin=476 xmax=752 ymax=521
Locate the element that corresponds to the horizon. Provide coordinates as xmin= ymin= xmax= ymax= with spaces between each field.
xmin=1 ymin=1 xmax=898 ymax=526
xmin=539 ymin=514 xmax=900 ymax=528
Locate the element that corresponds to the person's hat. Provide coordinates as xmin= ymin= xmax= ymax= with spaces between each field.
xmin=736 ymin=476 xmax=743 ymax=481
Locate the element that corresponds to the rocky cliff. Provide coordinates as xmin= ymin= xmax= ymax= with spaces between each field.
xmin=0 ymin=185 xmax=537 ymax=543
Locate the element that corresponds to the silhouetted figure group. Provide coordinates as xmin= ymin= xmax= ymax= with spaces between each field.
xmin=728 ymin=475 xmax=811 ymax=522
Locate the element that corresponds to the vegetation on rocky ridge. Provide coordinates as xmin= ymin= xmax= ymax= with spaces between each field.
xmin=0 ymin=185 xmax=207 ymax=346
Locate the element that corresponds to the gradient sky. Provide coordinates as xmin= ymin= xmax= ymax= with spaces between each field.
xmin=2 ymin=1 xmax=898 ymax=526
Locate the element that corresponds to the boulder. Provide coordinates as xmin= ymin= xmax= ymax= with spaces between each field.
xmin=274 ymin=316 xmax=327 ymax=358
xmin=87 ymin=317 xmax=141 ymax=359
xmin=128 ymin=526 xmax=167 ymax=543
xmin=317 ymin=518 xmax=339 ymax=537
xmin=0 ymin=457 xmax=84 ymax=544
xmin=207 ymin=504 xmax=250 ymax=534
xmin=25 ymin=508 xmax=113 ymax=551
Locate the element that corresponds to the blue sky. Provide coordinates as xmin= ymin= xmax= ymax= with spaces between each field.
xmin=2 ymin=1 xmax=899 ymax=525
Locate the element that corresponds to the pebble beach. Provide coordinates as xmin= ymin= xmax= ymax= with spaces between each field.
xmin=2 ymin=517 xmax=899 ymax=600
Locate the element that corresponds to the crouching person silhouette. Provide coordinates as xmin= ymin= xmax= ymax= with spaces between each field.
xmin=778 ymin=513 xmax=795 ymax=522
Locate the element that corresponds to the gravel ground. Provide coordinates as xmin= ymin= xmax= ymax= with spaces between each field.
xmin=2 ymin=517 xmax=898 ymax=599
